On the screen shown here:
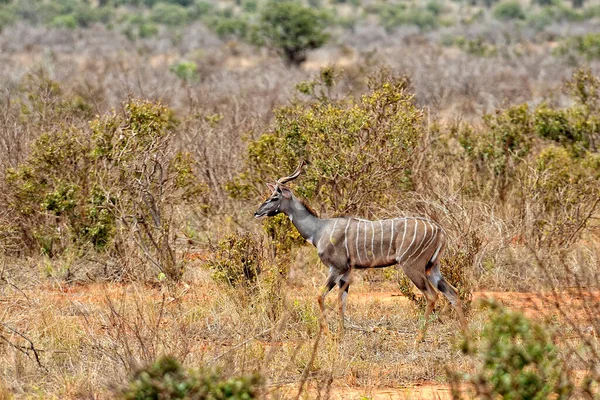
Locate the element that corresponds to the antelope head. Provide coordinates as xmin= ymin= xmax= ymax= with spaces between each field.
xmin=254 ymin=161 xmax=305 ymax=218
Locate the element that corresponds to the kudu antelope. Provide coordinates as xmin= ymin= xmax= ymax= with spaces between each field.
xmin=254 ymin=162 xmax=467 ymax=341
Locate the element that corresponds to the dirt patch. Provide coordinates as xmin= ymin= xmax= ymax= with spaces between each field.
xmin=326 ymin=382 xmax=454 ymax=399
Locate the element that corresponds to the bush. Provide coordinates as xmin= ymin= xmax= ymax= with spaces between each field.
xmin=124 ymin=15 xmax=159 ymax=39
xmin=555 ymin=33 xmax=600 ymax=60
xmin=228 ymin=69 xmax=423 ymax=216
xmin=50 ymin=14 xmax=77 ymax=29
xmin=6 ymin=94 xmax=206 ymax=279
xmin=122 ymin=356 xmax=262 ymax=399
xmin=453 ymin=35 xmax=497 ymax=57
xmin=258 ymin=0 xmax=329 ymax=65
xmin=205 ymin=14 xmax=249 ymax=39
xmin=207 ymin=232 xmax=264 ymax=289
xmin=150 ymin=2 xmax=190 ymax=26
xmin=38 ymin=0 xmax=113 ymax=28
xmin=457 ymin=104 xmax=533 ymax=202
xmin=452 ymin=299 xmax=572 ymax=399
xmin=0 ymin=6 xmax=16 ymax=31
xmin=492 ymin=0 xmax=526 ymax=20
xmin=565 ymin=68 xmax=600 ymax=151
xmin=170 ymin=61 xmax=199 ymax=82
xmin=533 ymin=104 xmax=586 ymax=150
xmin=377 ymin=3 xmax=439 ymax=32
xmin=524 ymin=146 xmax=600 ymax=247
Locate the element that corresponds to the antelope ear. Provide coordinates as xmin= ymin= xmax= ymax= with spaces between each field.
xmin=266 ymin=183 xmax=277 ymax=192
xmin=280 ymin=186 xmax=292 ymax=199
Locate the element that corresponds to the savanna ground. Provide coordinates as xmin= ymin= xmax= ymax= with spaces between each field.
xmin=1 ymin=0 xmax=600 ymax=398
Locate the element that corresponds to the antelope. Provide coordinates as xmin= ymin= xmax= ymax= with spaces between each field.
xmin=254 ymin=162 xmax=467 ymax=342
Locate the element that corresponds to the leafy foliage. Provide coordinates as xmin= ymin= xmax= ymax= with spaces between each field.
xmin=5 ymin=83 xmax=206 ymax=279
xmin=452 ymin=299 xmax=573 ymax=399
xmin=555 ymin=32 xmax=600 ymax=61
xmin=150 ymin=2 xmax=190 ymax=26
xmin=492 ymin=0 xmax=526 ymax=20
xmin=524 ymin=146 xmax=600 ymax=247
xmin=457 ymin=104 xmax=533 ymax=202
xmin=122 ymin=356 xmax=262 ymax=399
xmin=377 ymin=3 xmax=439 ymax=32
xmin=207 ymin=232 xmax=264 ymax=289
xmin=229 ymin=69 xmax=423 ymax=217
xmin=170 ymin=61 xmax=199 ymax=82
xmin=258 ymin=0 xmax=329 ymax=65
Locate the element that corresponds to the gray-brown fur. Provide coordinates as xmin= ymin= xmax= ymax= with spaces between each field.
xmin=254 ymin=162 xmax=467 ymax=341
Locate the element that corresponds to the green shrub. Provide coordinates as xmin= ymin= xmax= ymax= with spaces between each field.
xmin=208 ymin=232 xmax=264 ymax=289
xmin=170 ymin=61 xmax=199 ymax=82
xmin=150 ymin=2 xmax=189 ymax=26
xmin=492 ymin=0 xmax=526 ymax=20
xmin=206 ymin=15 xmax=249 ymax=39
xmin=261 ymin=213 xmax=305 ymax=260
xmin=228 ymin=69 xmax=423 ymax=216
xmin=533 ymin=104 xmax=586 ymax=150
xmin=50 ymin=14 xmax=77 ymax=29
xmin=524 ymin=146 xmax=600 ymax=247
xmin=565 ymin=68 xmax=600 ymax=151
xmin=39 ymin=0 xmax=113 ymax=28
xmin=122 ymin=356 xmax=262 ymax=399
xmin=6 ymin=92 xmax=206 ymax=279
xmin=378 ymin=4 xmax=438 ymax=32
xmin=0 ymin=6 xmax=17 ymax=31
xmin=258 ymin=0 xmax=329 ymax=65
xmin=124 ymin=15 xmax=159 ymax=39
xmin=426 ymin=1 xmax=443 ymax=16
xmin=241 ymin=0 xmax=257 ymax=13
xmin=453 ymin=35 xmax=497 ymax=57
xmin=458 ymin=104 xmax=533 ymax=201
xmin=191 ymin=0 xmax=213 ymax=16
xmin=555 ymin=33 xmax=600 ymax=60
xmin=452 ymin=299 xmax=572 ymax=399
xmin=531 ymin=0 xmax=560 ymax=5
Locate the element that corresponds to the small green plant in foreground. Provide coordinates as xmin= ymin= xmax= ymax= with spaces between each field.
xmin=451 ymin=299 xmax=572 ymax=399
xmin=122 ymin=356 xmax=262 ymax=399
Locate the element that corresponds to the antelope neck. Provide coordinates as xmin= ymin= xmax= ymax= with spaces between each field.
xmin=282 ymin=195 xmax=321 ymax=245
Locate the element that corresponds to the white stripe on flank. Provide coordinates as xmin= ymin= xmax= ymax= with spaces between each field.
xmin=387 ymin=219 xmax=395 ymax=258
xmin=396 ymin=219 xmax=408 ymax=262
xmin=329 ymin=219 xmax=339 ymax=243
xmin=356 ymin=220 xmax=363 ymax=265
xmin=411 ymin=220 xmax=436 ymax=263
xmin=344 ymin=219 xmax=351 ymax=260
xmin=379 ymin=220 xmax=384 ymax=260
xmin=431 ymin=240 xmax=443 ymax=264
xmin=364 ymin=220 xmax=368 ymax=264
xmin=398 ymin=219 xmax=418 ymax=263
xmin=371 ymin=221 xmax=375 ymax=260
xmin=406 ymin=219 xmax=428 ymax=263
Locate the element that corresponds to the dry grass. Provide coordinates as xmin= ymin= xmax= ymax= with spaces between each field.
xmin=0 ymin=260 xmax=481 ymax=398
xmin=2 ymin=254 xmax=598 ymax=398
